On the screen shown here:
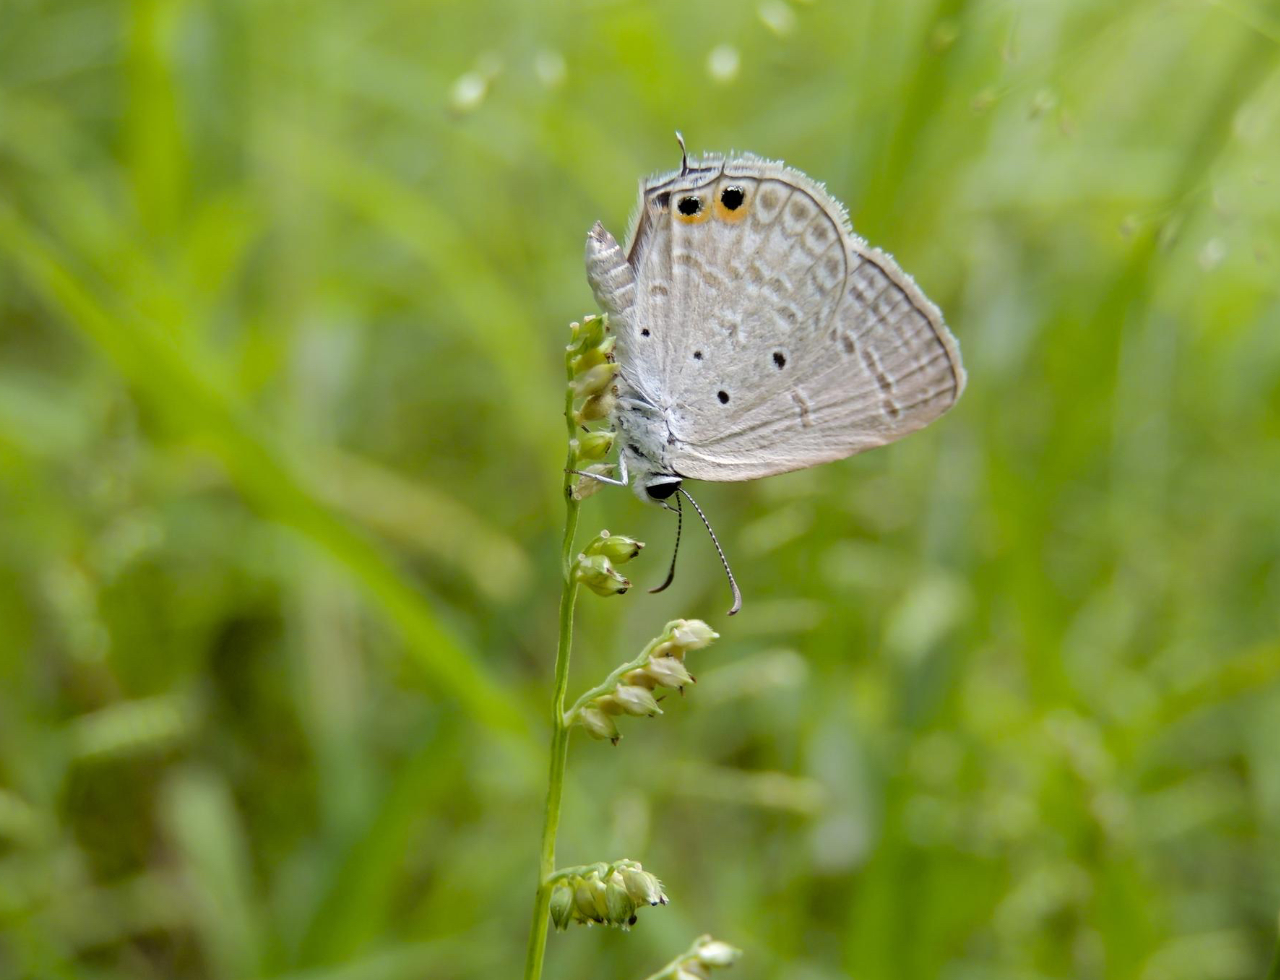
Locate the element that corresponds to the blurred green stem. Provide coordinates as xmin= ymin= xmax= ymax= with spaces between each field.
xmin=522 ymin=366 xmax=583 ymax=980
xmin=1266 ymin=937 xmax=1280 ymax=980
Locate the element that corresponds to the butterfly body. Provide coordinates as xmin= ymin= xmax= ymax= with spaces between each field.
xmin=586 ymin=150 xmax=965 ymax=503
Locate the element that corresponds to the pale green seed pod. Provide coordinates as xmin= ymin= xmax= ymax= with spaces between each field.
xmin=584 ymin=530 xmax=644 ymax=565
xmin=642 ymin=655 xmax=694 ymax=690
xmin=579 ymin=706 xmax=619 ymax=742
xmin=570 ymin=334 xmax=617 ymax=375
xmin=550 ymin=884 xmax=574 ymax=931
xmin=578 ymin=387 xmax=617 ymax=422
xmin=621 ymin=667 xmax=659 ymax=690
xmin=572 ymin=431 xmax=615 ymax=462
xmin=694 ymin=939 xmax=742 ymax=967
xmin=586 ymin=874 xmax=611 ymax=920
xmin=669 ymin=619 xmax=719 ymax=651
xmin=604 ymin=873 xmax=636 ymax=927
xmin=574 ymin=879 xmax=602 ymax=923
xmin=612 ymin=684 xmax=661 ymax=716
xmin=619 ymin=865 xmax=666 ymax=907
xmin=572 ymin=362 xmax=619 ymax=399
xmin=593 ymin=694 xmax=625 ymax=716
xmin=574 ymin=554 xmax=630 ymax=597
xmin=570 ymin=314 xmax=608 ymax=352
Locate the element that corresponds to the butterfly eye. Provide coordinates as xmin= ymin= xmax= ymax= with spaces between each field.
xmin=721 ymin=187 xmax=744 ymax=210
xmin=645 ymin=480 xmax=681 ymax=500
xmin=677 ymin=197 xmax=702 ymax=216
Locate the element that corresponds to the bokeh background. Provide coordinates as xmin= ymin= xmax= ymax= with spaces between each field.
xmin=3 ymin=0 xmax=1280 ymax=978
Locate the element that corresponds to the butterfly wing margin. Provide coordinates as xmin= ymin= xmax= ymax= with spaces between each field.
xmin=667 ymin=239 xmax=966 ymax=482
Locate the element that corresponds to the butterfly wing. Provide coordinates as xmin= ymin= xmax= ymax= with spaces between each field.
xmin=616 ymin=155 xmax=964 ymax=483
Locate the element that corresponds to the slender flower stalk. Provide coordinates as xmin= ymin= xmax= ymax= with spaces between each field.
xmin=523 ymin=315 xmax=737 ymax=979
xmin=522 ymin=324 xmax=590 ymax=980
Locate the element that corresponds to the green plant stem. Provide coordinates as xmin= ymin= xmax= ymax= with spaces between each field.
xmin=1266 ymin=937 xmax=1280 ymax=980
xmin=522 ymin=371 xmax=584 ymax=980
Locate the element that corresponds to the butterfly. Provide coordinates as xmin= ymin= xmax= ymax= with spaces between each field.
xmin=581 ymin=136 xmax=966 ymax=613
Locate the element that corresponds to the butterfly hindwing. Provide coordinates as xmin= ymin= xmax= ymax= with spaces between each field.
xmin=587 ymin=153 xmax=965 ymax=484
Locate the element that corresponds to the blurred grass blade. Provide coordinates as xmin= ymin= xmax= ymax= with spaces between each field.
xmin=0 ymin=201 xmax=529 ymax=738
xmin=668 ymin=762 xmax=827 ymax=816
xmin=67 ymin=691 xmax=198 ymax=762
xmin=283 ymin=126 xmax=561 ymax=474
xmin=316 ymin=448 xmax=532 ymax=601
xmin=160 ymin=767 xmax=263 ymax=980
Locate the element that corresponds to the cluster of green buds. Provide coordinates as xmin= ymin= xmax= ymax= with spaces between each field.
xmin=646 ymin=935 xmax=743 ymax=979
xmin=566 ymin=315 xmax=619 ymax=500
xmin=574 ymin=529 xmax=644 ymax=598
xmin=548 ymin=860 xmax=668 ymax=932
xmin=569 ymin=619 xmax=719 ymax=744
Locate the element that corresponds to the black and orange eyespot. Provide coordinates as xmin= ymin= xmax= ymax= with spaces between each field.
xmin=713 ymin=183 xmax=750 ymax=222
xmin=674 ymin=194 xmax=709 ymax=224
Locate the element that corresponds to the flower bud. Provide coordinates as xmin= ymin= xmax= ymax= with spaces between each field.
xmin=574 ymin=879 xmax=603 ymax=923
xmin=574 ymin=554 xmax=630 ymax=597
xmin=641 ymin=655 xmax=694 ymax=690
xmin=570 ymin=314 xmax=608 ymax=353
xmin=578 ymin=387 xmax=618 ymax=422
xmin=584 ymin=529 xmax=644 ymax=565
xmin=570 ymin=334 xmax=616 ymax=375
xmin=612 ymin=684 xmax=661 ymax=716
xmin=619 ymin=865 xmax=667 ymax=906
xmin=572 ymin=430 xmax=615 ymax=462
xmin=621 ymin=667 xmax=658 ymax=690
xmin=694 ymin=939 xmax=742 ymax=967
xmin=579 ymin=706 xmax=619 ymax=742
xmin=571 ymin=362 xmax=619 ymax=399
xmin=669 ymin=619 xmax=719 ymax=652
xmin=605 ymin=873 xmax=637 ymax=927
xmin=550 ymin=884 xmax=574 ymax=931
xmin=593 ymin=694 xmax=624 ymax=715
xmin=588 ymin=874 xmax=612 ymax=920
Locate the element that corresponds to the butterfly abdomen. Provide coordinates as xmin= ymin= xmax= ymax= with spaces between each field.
xmin=585 ymin=222 xmax=636 ymax=318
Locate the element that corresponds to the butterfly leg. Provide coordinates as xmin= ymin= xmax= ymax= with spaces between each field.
xmin=566 ymin=444 xmax=630 ymax=487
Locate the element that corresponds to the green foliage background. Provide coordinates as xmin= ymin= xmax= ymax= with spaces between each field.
xmin=2 ymin=0 xmax=1280 ymax=977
